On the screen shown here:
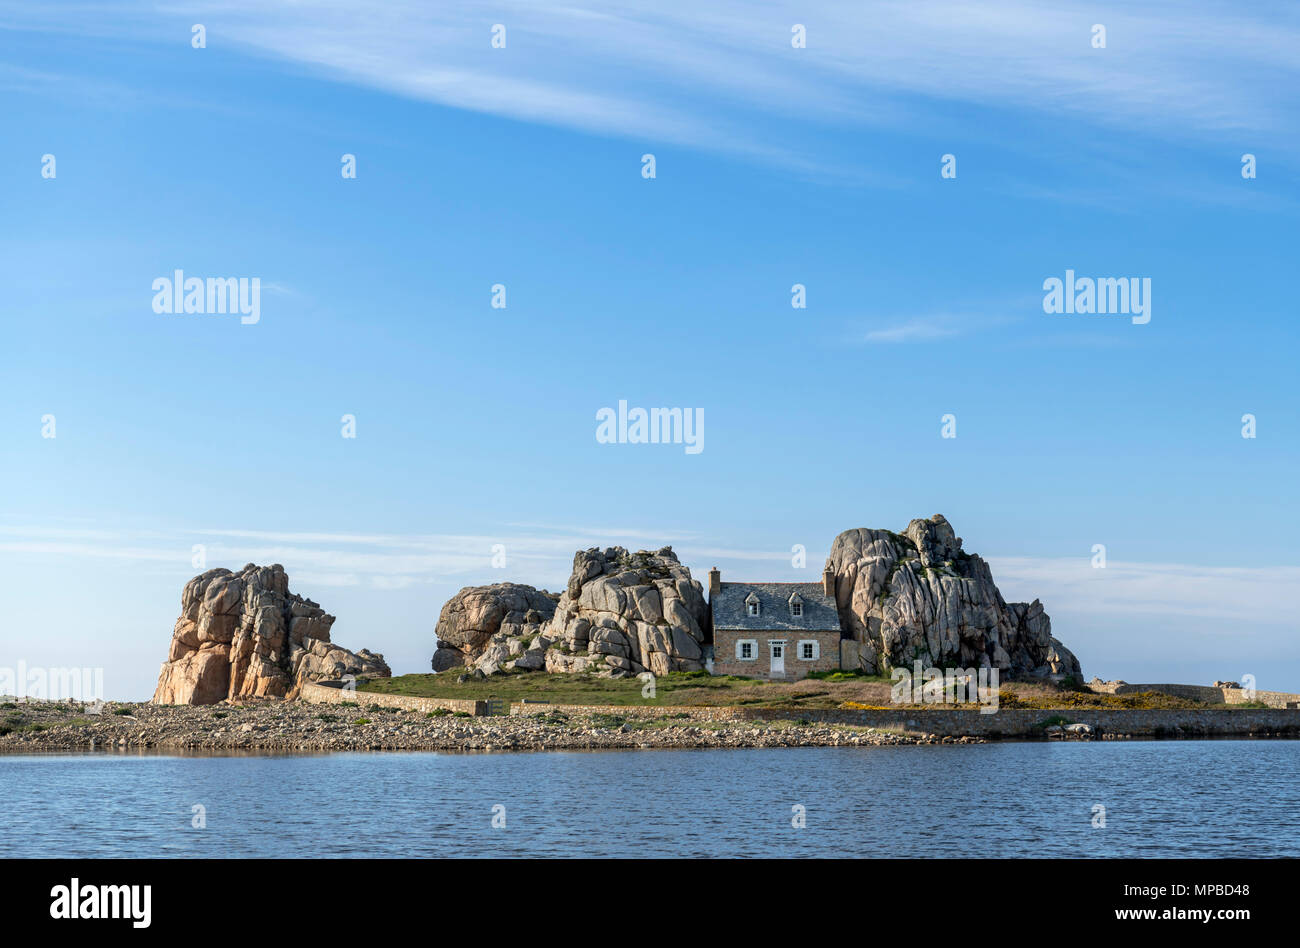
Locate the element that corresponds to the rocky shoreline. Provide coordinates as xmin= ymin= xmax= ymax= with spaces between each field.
xmin=8 ymin=698 xmax=1294 ymax=753
xmin=1 ymin=700 xmax=977 ymax=753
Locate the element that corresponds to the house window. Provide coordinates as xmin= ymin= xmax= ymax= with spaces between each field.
xmin=791 ymin=602 xmax=803 ymax=617
xmin=798 ymin=640 xmax=820 ymax=661
xmin=736 ymin=639 xmax=757 ymax=661
xmin=746 ymin=597 xmax=760 ymax=617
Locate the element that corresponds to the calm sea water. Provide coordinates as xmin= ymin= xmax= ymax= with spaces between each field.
xmin=2 ymin=741 xmax=1297 ymax=857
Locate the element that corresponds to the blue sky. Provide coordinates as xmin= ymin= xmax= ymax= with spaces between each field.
xmin=1 ymin=1 xmax=1298 ymax=699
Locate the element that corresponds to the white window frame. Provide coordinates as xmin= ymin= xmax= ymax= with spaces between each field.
xmin=791 ymin=601 xmax=803 ymax=617
xmin=745 ymin=593 xmax=761 ymax=617
xmin=797 ymin=639 xmax=820 ymax=661
xmin=736 ymin=639 xmax=758 ymax=661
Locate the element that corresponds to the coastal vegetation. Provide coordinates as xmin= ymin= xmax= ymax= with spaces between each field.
xmin=358 ymin=669 xmax=1244 ymax=712
xmin=359 ymin=669 xmax=819 ymax=707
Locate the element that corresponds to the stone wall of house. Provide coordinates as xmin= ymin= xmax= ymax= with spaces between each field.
xmin=711 ymin=629 xmax=841 ymax=679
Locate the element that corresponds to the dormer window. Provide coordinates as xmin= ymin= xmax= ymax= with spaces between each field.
xmin=745 ymin=592 xmax=761 ymax=617
xmin=788 ymin=592 xmax=804 ymax=617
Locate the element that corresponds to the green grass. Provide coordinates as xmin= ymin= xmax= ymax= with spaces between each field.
xmin=359 ymin=669 xmax=776 ymax=707
xmin=357 ymin=668 xmax=1211 ymax=713
xmin=806 ymin=669 xmax=889 ymax=683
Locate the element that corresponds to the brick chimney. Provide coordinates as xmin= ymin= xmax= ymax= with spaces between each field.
xmin=708 ymin=567 xmax=720 ymax=597
xmin=822 ymin=566 xmax=835 ymax=598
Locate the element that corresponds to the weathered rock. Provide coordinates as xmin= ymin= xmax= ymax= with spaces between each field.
xmin=543 ymin=546 xmax=708 ymax=677
xmin=511 ymin=648 xmax=547 ymax=671
xmin=544 ymin=649 xmax=593 ymax=674
xmin=444 ymin=546 xmax=709 ymax=677
xmin=824 ymin=515 xmax=1083 ymax=682
xmin=431 ymin=646 xmax=467 ymax=672
xmin=153 ymin=564 xmax=390 ymax=705
xmin=1088 ymin=677 xmax=1128 ymax=692
xmin=432 ymin=583 xmax=558 ymax=669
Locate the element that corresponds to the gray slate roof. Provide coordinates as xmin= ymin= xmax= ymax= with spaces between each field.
xmin=711 ymin=582 xmax=843 ymax=633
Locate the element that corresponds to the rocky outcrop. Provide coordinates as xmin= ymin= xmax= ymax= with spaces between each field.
xmin=152 ymin=564 xmax=390 ymax=705
xmin=827 ymin=515 xmax=1082 ymax=681
xmin=541 ymin=546 xmax=709 ymax=677
xmin=432 ymin=520 xmax=1078 ymax=683
xmin=432 ymin=583 xmax=559 ymax=672
xmin=443 ymin=547 xmax=709 ymax=678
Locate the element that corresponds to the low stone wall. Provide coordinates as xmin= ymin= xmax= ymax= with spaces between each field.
xmin=735 ymin=706 xmax=1300 ymax=738
xmin=1235 ymin=690 xmax=1300 ymax=709
xmin=509 ymin=701 xmax=743 ymax=721
xmin=1092 ymin=682 xmax=1300 ymax=709
xmin=1104 ymin=682 xmax=1225 ymax=701
xmin=300 ymin=681 xmax=486 ymax=716
xmin=301 ymin=683 xmax=1300 ymax=736
xmin=503 ymin=701 xmax=1300 ymax=738
xmin=303 ymin=688 xmax=741 ymax=720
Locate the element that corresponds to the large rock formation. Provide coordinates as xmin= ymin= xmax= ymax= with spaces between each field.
xmin=542 ymin=546 xmax=708 ymax=677
xmin=826 ymin=515 xmax=1082 ymax=681
xmin=441 ymin=547 xmax=709 ymax=678
xmin=431 ymin=583 xmax=559 ymax=672
xmin=153 ymin=564 xmax=390 ymax=705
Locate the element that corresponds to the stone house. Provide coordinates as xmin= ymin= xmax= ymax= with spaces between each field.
xmin=707 ymin=567 xmax=843 ymax=680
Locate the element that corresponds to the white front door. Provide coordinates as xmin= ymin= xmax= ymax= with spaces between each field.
xmin=770 ymin=641 xmax=785 ymax=676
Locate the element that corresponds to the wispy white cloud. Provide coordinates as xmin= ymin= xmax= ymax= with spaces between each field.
xmin=3 ymin=523 xmax=1295 ymax=630
xmin=988 ymin=556 xmax=1300 ymax=626
xmin=0 ymin=522 xmax=795 ymax=591
xmin=855 ymin=310 xmax=1023 ymax=344
xmin=863 ymin=318 xmax=963 ymax=344
xmin=5 ymin=1 xmax=1298 ymax=172
xmin=501 ymin=522 xmax=698 ymax=542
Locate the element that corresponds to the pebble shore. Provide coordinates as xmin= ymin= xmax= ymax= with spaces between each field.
xmin=0 ymin=700 xmax=987 ymax=753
